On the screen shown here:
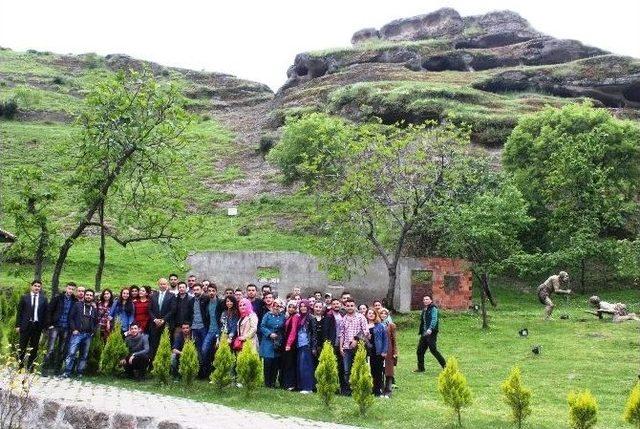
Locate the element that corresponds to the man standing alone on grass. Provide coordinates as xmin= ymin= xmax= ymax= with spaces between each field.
xmin=414 ymin=295 xmax=446 ymax=372
xmin=63 ymin=289 xmax=98 ymax=378
xmin=15 ymin=280 xmax=48 ymax=371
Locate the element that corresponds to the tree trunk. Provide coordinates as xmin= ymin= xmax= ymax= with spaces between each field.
xmin=385 ymin=266 xmax=397 ymax=311
xmin=480 ymin=272 xmax=489 ymax=329
xmin=580 ymin=258 xmax=586 ymax=293
xmin=33 ymin=222 xmax=48 ymax=281
xmin=94 ymin=201 xmax=106 ymax=291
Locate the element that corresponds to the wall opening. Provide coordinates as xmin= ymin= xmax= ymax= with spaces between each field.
xmin=257 ymin=266 xmax=281 ymax=285
xmin=411 ymin=269 xmax=433 ymax=310
xmin=443 ymin=274 xmax=461 ymax=294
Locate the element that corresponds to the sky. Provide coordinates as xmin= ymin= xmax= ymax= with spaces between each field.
xmin=1 ymin=1 xmax=639 ymax=91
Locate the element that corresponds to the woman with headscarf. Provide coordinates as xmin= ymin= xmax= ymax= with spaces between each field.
xmin=259 ymin=298 xmax=286 ymax=388
xmin=236 ymin=298 xmax=259 ymax=352
xmin=294 ymin=299 xmax=315 ymax=393
xmin=282 ymin=300 xmax=299 ymax=390
xmin=379 ymin=307 xmax=397 ymax=397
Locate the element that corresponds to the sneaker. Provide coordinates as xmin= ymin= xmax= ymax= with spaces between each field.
xmin=236 ymin=382 xmax=243 ymax=388
xmin=287 ymin=387 xmax=295 ymax=391
xmin=300 ymin=390 xmax=312 ymax=394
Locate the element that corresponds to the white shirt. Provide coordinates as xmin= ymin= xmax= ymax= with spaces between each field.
xmin=31 ymin=293 xmax=39 ymax=322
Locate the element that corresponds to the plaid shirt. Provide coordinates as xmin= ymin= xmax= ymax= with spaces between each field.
xmin=339 ymin=312 xmax=369 ymax=350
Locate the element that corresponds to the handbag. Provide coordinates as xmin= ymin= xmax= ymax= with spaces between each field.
xmin=232 ymin=337 xmax=244 ymax=352
xmin=272 ymin=333 xmax=283 ymax=352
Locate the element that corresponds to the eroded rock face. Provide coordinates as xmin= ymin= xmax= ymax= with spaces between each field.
xmin=351 ymin=28 xmax=380 ymax=45
xmin=473 ymin=56 xmax=640 ymax=108
xmin=379 ymin=8 xmax=464 ymax=41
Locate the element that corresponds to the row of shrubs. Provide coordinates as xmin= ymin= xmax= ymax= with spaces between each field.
xmin=94 ymin=323 xmax=640 ymax=428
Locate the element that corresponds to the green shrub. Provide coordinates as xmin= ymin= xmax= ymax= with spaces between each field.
xmin=349 ymin=341 xmax=374 ymax=416
xmin=85 ymin=334 xmax=104 ymax=376
xmin=266 ymin=112 xmax=355 ymax=187
xmin=7 ymin=324 xmax=19 ymax=355
xmin=151 ymin=329 xmax=172 ymax=384
xmin=178 ymin=339 xmax=199 ymax=386
xmin=438 ymin=357 xmax=472 ymax=427
xmin=501 ymin=366 xmax=532 ymax=429
xmin=99 ymin=322 xmax=128 ymax=376
xmin=211 ymin=333 xmax=235 ymax=389
xmin=568 ymin=389 xmax=598 ymax=429
xmin=623 ymin=382 xmax=640 ymax=428
xmin=0 ymin=98 xmax=18 ymax=119
xmin=315 ymin=341 xmax=339 ymax=407
xmin=236 ymin=340 xmax=262 ymax=395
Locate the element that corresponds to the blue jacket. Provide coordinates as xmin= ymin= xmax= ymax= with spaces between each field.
xmin=259 ymin=312 xmax=285 ymax=358
xmin=109 ymin=299 xmax=135 ymax=331
xmin=372 ymin=322 xmax=388 ymax=356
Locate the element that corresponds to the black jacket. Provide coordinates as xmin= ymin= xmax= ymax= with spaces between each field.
xmin=15 ymin=292 xmax=48 ymax=330
xmin=69 ymin=301 xmax=99 ymax=333
xmin=47 ymin=292 xmax=77 ymax=327
xmin=173 ymin=294 xmax=193 ymax=328
xmin=310 ymin=315 xmax=336 ymax=353
xmin=190 ymin=295 xmax=210 ymax=330
xmin=149 ymin=290 xmax=176 ymax=328
xmin=418 ymin=304 xmax=439 ymax=335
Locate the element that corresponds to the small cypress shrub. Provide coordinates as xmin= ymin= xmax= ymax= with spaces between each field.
xmin=624 ymin=382 xmax=640 ymax=429
xmin=567 ymin=390 xmax=598 ymax=429
xmin=315 ymin=341 xmax=339 ymax=407
xmin=211 ymin=333 xmax=235 ymax=389
xmin=501 ymin=366 xmax=532 ymax=429
xmin=236 ymin=340 xmax=262 ymax=395
xmin=7 ymin=324 xmax=20 ymax=355
xmin=151 ymin=329 xmax=172 ymax=384
xmin=1 ymin=98 xmax=18 ymax=119
xmin=349 ymin=341 xmax=374 ymax=416
xmin=100 ymin=322 xmax=129 ymax=376
xmin=85 ymin=335 xmax=104 ymax=376
xmin=438 ymin=357 xmax=472 ymax=427
xmin=178 ymin=339 xmax=199 ymax=386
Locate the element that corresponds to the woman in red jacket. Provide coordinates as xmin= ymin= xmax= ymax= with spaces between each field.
xmin=133 ymin=286 xmax=152 ymax=333
xmin=281 ymin=300 xmax=299 ymax=390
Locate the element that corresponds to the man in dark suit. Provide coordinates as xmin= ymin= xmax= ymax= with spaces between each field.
xmin=15 ymin=280 xmax=48 ymax=370
xmin=148 ymin=277 xmax=176 ymax=360
xmin=172 ymin=282 xmax=193 ymax=339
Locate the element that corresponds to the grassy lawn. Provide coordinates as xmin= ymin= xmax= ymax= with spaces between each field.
xmin=85 ymin=286 xmax=639 ymax=428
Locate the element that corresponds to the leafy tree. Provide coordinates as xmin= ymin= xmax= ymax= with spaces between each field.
xmin=50 ymin=69 xmax=194 ymax=294
xmin=315 ymin=341 xmax=339 ymax=407
xmin=624 ymin=382 xmax=640 ymax=429
xmin=236 ymin=340 xmax=262 ymax=395
xmin=3 ymin=167 xmax=59 ymax=280
xmin=437 ymin=179 xmax=531 ymax=327
xmin=567 ymin=390 xmax=598 ymax=429
xmin=501 ymin=366 xmax=532 ymax=429
xmin=210 ymin=333 xmax=235 ymax=389
xmin=99 ymin=322 xmax=128 ymax=376
xmin=349 ymin=341 xmax=374 ymax=416
xmin=438 ymin=357 xmax=472 ymax=427
xmin=504 ymin=103 xmax=640 ymax=289
xmin=151 ymin=329 xmax=172 ymax=384
xmin=85 ymin=334 xmax=104 ymax=376
xmin=267 ymin=112 xmax=355 ymax=187
xmin=178 ymin=339 xmax=199 ymax=386
xmin=321 ymin=121 xmax=470 ymax=308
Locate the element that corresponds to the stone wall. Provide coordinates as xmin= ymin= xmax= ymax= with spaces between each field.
xmin=186 ymin=251 xmax=472 ymax=312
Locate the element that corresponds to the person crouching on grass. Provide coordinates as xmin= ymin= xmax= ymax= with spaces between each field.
xmin=120 ymin=322 xmax=150 ymax=380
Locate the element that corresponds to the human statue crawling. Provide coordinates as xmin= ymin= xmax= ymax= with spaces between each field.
xmin=538 ymin=271 xmax=571 ymax=320
xmin=586 ymin=296 xmax=640 ymax=323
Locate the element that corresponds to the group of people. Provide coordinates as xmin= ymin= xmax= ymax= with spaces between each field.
xmin=14 ymin=276 xmax=443 ymax=398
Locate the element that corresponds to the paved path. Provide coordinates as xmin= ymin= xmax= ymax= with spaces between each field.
xmin=16 ymin=376 xmax=359 ymax=429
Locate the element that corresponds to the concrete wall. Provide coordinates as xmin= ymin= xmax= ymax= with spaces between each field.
xmin=187 ymin=251 xmax=472 ymax=312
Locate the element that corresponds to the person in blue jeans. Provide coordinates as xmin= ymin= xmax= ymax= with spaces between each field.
xmin=201 ymin=286 xmax=223 ymax=378
xmin=63 ymin=289 xmax=98 ymax=378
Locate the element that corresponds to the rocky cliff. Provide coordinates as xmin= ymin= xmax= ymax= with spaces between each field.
xmin=274 ymin=8 xmax=640 ymax=146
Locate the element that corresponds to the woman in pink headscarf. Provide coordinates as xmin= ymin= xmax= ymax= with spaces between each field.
xmin=236 ymin=298 xmax=259 ymax=352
